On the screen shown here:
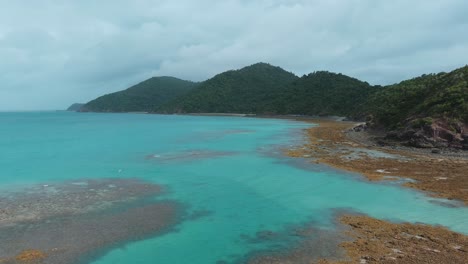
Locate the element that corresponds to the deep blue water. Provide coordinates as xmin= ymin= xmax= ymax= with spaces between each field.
xmin=0 ymin=112 xmax=466 ymax=263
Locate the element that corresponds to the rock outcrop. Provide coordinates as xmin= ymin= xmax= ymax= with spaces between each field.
xmin=384 ymin=118 xmax=467 ymax=150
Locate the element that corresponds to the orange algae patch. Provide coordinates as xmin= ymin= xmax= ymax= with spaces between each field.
xmin=282 ymin=118 xmax=468 ymax=263
xmin=15 ymin=250 xmax=47 ymax=263
xmin=335 ymin=215 xmax=468 ymax=264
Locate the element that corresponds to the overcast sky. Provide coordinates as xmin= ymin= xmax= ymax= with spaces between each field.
xmin=1 ymin=0 xmax=467 ymax=110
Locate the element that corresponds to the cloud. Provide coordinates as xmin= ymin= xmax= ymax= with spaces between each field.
xmin=0 ymin=0 xmax=467 ymax=110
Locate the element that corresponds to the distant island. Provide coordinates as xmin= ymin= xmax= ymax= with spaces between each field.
xmin=66 ymin=103 xmax=85 ymax=111
xmin=69 ymin=62 xmax=468 ymax=150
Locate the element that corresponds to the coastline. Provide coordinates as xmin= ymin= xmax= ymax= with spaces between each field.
xmin=68 ymin=111 xmax=468 ymax=203
xmin=283 ymin=117 xmax=468 ymax=263
xmin=327 ymin=215 xmax=468 ymax=264
xmin=285 ymin=118 xmax=468 ymax=204
xmin=58 ymin=112 xmax=467 ymax=263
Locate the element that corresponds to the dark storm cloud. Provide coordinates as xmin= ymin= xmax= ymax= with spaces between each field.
xmin=0 ymin=0 xmax=467 ymax=110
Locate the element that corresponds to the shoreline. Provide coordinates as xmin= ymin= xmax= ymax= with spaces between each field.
xmin=4 ymin=112 xmax=467 ymax=263
xmin=69 ymin=111 xmax=468 ymax=203
xmin=243 ymin=211 xmax=468 ymax=264
xmin=283 ymin=117 xmax=468 ymax=263
xmin=285 ymin=118 xmax=468 ymax=204
xmin=329 ymin=215 xmax=468 ymax=264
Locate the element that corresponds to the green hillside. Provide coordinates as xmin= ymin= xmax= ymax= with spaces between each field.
xmin=82 ymin=77 xmax=197 ymax=112
xmin=368 ymin=66 xmax=468 ymax=129
xmin=158 ymin=64 xmax=376 ymax=116
xmin=81 ymin=63 xmax=378 ymax=117
xmin=157 ymin=63 xmax=298 ymax=113
xmin=80 ymin=63 xmax=467 ymax=133
xmin=275 ymin=71 xmax=377 ymax=117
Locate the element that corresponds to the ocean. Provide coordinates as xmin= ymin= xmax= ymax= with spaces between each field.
xmin=0 ymin=111 xmax=466 ymax=263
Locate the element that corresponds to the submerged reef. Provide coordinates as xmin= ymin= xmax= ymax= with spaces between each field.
xmin=235 ymin=212 xmax=468 ymax=264
xmin=244 ymin=227 xmax=349 ymax=264
xmin=228 ymin=212 xmax=352 ymax=264
xmin=181 ymin=129 xmax=255 ymax=143
xmin=146 ymin=149 xmax=237 ymax=163
xmin=0 ymin=178 xmax=181 ymax=264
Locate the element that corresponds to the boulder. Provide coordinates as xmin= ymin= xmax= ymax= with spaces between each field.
xmin=437 ymin=128 xmax=457 ymax=142
xmin=449 ymin=141 xmax=463 ymax=149
xmin=385 ymin=131 xmax=400 ymax=140
xmin=423 ymin=124 xmax=435 ymax=135
xmin=408 ymin=131 xmax=435 ymax=148
xmin=409 ymin=139 xmax=434 ymax=148
xmin=353 ymin=124 xmax=367 ymax=132
xmin=453 ymin=122 xmax=464 ymax=133
xmin=408 ymin=138 xmax=434 ymax=148
xmin=434 ymin=141 xmax=449 ymax=148
xmin=462 ymin=133 xmax=468 ymax=141
xmin=400 ymin=129 xmax=417 ymax=140
xmin=376 ymin=139 xmax=387 ymax=146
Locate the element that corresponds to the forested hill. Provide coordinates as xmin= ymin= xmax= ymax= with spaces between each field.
xmin=368 ymin=66 xmax=468 ymax=128
xmin=81 ymin=63 xmax=377 ymax=116
xmin=157 ymin=63 xmax=298 ymax=113
xmin=79 ymin=63 xmax=468 ymax=148
xmin=81 ymin=77 xmax=197 ymax=112
xmin=158 ymin=67 xmax=377 ymax=116
xmin=273 ymin=71 xmax=376 ymax=117
xmin=366 ymin=65 xmax=468 ymax=149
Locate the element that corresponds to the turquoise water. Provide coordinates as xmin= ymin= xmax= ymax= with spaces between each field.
xmin=1 ymin=112 xmax=467 ymax=263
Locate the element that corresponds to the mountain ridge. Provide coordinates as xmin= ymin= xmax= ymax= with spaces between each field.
xmin=157 ymin=62 xmax=298 ymax=114
xmin=77 ymin=63 xmax=468 ymax=149
xmin=81 ymin=76 xmax=197 ymax=112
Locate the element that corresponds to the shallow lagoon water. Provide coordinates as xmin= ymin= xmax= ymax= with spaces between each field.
xmin=0 ymin=112 xmax=466 ymax=263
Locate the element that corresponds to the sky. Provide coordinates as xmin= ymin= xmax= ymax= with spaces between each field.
xmin=0 ymin=0 xmax=467 ymax=110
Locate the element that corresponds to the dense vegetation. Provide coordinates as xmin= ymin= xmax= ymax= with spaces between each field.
xmin=157 ymin=63 xmax=376 ymax=116
xmin=158 ymin=63 xmax=298 ymax=113
xmin=367 ymin=66 xmax=468 ymax=129
xmin=82 ymin=77 xmax=197 ymax=112
xmin=81 ymin=63 xmax=467 ymax=134
xmin=274 ymin=71 xmax=376 ymax=117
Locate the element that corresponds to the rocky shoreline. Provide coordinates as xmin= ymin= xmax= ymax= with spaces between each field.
xmin=329 ymin=215 xmax=468 ymax=264
xmin=378 ymin=119 xmax=468 ymax=150
xmin=286 ymin=118 xmax=468 ymax=204
xmin=240 ymin=213 xmax=467 ymax=264
xmin=283 ymin=118 xmax=468 ymax=263
xmin=348 ymin=123 xmax=468 ymax=157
